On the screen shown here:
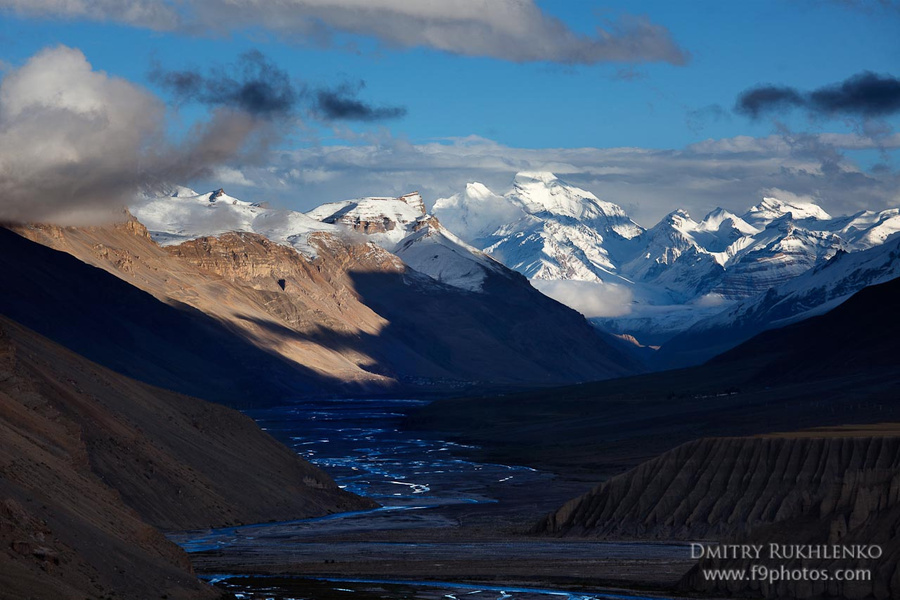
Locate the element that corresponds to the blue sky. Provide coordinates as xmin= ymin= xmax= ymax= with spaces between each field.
xmin=0 ymin=0 xmax=899 ymax=225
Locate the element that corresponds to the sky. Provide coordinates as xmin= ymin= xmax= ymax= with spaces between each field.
xmin=0 ymin=0 xmax=899 ymax=226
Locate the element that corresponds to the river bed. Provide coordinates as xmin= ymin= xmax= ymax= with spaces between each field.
xmin=168 ymin=399 xmax=694 ymax=599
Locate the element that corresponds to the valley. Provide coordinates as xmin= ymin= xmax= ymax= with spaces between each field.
xmin=1 ymin=9 xmax=898 ymax=600
xmin=2 ymin=181 xmax=899 ymax=600
xmin=168 ymin=398 xmax=696 ymax=599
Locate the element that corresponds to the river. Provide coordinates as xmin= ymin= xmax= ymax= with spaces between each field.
xmin=168 ymin=399 xmax=692 ymax=599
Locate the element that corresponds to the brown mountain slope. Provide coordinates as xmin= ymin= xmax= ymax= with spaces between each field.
xmin=8 ymin=221 xmax=396 ymax=403
xmin=11 ymin=217 xmax=639 ymax=398
xmin=535 ymin=434 xmax=900 ymax=599
xmin=0 ymin=315 xmax=374 ymax=600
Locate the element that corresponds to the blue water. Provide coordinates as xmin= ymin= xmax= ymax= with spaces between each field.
xmin=244 ymin=399 xmax=549 ymax=505
xmin=204 ymin=575 xmax=674 ymax=600
xmin=169 ymin=399 xmax=682 ymax=600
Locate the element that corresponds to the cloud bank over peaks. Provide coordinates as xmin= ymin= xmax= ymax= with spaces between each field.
xmin=217 ymin=131 xmax=900 ymax=227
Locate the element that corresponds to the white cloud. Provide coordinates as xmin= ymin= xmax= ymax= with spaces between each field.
xmin=0 ymin=0 xmax=179 ymax=30
xmin=0 ymin=46 xmax=164 ymax=223
xmin=213 ymin=166 xmax=256 ymax=187
xmin=0 ymin=0 xmax=688 ymax=65
xmin=531 ymin=279 xmax=633 ymax=318
xmin=210 ymin=132 xmax=900 ymax=227
xmin=0 ymin=45 xmax=291 ymax=224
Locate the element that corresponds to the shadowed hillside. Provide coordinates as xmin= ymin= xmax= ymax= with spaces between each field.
xmin=10 ymin=219 xmax=641 ymax=400
xmin=0 ymin=315 xmax=373 ymax=600
xmin=409 ymin=277 xmax=900 ymax=476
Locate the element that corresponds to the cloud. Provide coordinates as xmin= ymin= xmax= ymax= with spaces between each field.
xmin=151 ymin=50 xmax=299 ymax=119
xmin=735 ymin=86 xmax=805 ymax=119
xmin=0 ymin=0 xmax=689 ymax=66
xmin=0 ymin=0 xmax=179 ymax=30
xmin=736 ymin=72 xmax=900 ymax=119
xmin=206 ymin=130 xmax=899 ymax=227
xmin=809 ymin=72 xmax=900 ymax=117
xmin=531 ymin=279 xmax=633 ymax=318
xmin=314 ymin=82 xmax=407 ymax=121
xmin=0 ymin=46 xmax=291 ymax=224
xmin=152 ymin=52 xmax=405 ymax=123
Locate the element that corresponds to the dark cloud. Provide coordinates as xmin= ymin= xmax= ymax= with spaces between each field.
xmin=314 ymin=83 xmax=407 ymax=122
xmin=152 ymin=52 xmax=406 ymax=124
xmin=151 ymin=50 xmax=299 ymax=119
xmin=809 ymin=72 xmax=900 ymax=117
xmin=735 ymin=86 xmax=805 ymax=119
xmin=736 ymin=72 xmax=900 ymax=119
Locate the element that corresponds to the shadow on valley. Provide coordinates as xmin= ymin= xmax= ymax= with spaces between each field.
xmin=0 ymin=226 xmax=641 ymax=407
xmin=344 ymin=268 xmax=641 ymax=385
xmin=409 ymin=277 xmax=900 ymax=478
xmin=231 ymin=264 xmax=645 ymax=396
xmin=0 ymin=227 xmax=381 ymax=407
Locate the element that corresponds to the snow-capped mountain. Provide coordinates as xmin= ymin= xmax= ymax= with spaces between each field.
xmin=131 ymin=186 xmax=336 ymax=257
xmin=391 ymin=216 xmax=507 ymax=292
xmin=132 ymin=176 xmax=900 ymax=355
xmin=742 ymin=196 xmax=832 ymax=228
xmin=657 ymin=233 xmax=900 ymax=368
xmin=435 ymin=171 xmax=642 ymax=285
xmin=303 ymin=191 xmax=507 ymax=292
xmin=621 ymin=209 xmax=724 ymax=301
xmin=305 ymin=192 xmax=427 ymax=247
xmin=433 ymin=172 xmax=900 ymax=345
xmin=133 ymin=187 xmax=507 ymax=293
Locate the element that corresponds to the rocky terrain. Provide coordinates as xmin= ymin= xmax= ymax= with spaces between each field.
xmin=0 ymin=314 xmax=373 ymax=600
xmin=536 ymin=432 xmax=900 ymax=599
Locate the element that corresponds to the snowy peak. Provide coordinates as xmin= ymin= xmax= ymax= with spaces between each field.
xmin=508 ymin=171 xmax=641 ymax=238
xmin=434 ymin=172 xmax=645 ymax=285
xmin=698 ymin=207 xmax=758 ymax=236
xmin=393 ymin=214 xmax=504 ymax=292
xmin=510 ymin=171 xmax=600 ymax=219
xmin=743 ymin=196 xmax=831 ymax=227
xmin=432 ymin=182 xmax=526 ymax=243
xmin=660 ymin=209 xmax=697 ymax=231
xmin=130 ymin=187 xmax=333 ymax=256
xmin=397 ymin=191 xmax=426 ymax=214
xmin=305 ymin=193 xmax=428 ymax=247
xmin=465 ymin=181 xmax=498 ymax=200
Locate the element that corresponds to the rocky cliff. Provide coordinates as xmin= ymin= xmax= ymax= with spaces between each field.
xmin=536 ymin=434 xmax=900 ymax=599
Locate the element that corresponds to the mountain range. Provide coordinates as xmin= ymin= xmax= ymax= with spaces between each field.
xmin=125 ymin=176 xmax=900 ymax=370
xmin=432 ymin=171 xmax=900 ymax=355
xmin=4 ymin=186 xmax=641 ymax=406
